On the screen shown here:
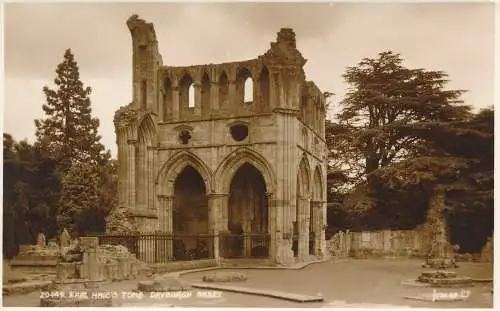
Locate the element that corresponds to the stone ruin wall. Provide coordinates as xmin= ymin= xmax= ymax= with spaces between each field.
xmin=114 ymin=15 xmax=328 ymax=261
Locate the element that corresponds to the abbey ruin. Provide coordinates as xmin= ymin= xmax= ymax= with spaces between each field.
xmin=113 ymin=15 xmax=327 ymax=264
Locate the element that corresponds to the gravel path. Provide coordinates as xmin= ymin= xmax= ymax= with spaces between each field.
xmin=2 ymin=259 xmax=493 ymax=308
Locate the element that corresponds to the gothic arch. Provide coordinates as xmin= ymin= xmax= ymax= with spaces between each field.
xmin=134 ymin=113 xmax=157 ymax=145
xmin=201 ymin=72 xmax=211 ymax=114
xmin=214 ymin=147 xmax=276 ymax=194
xmin=156 ymin=150 xmax=213 ymax=196
xmin=236 ymin=67 xmax=254 ymax=104
xmin=259 ymin=65 xmax=270 ymax=107
xmin=297 ymin=155 xmax=311 ymax=197
xmin=218 ymin=71 xmax=230 ymax=109
xmin=312 ymin=165 xmax=324 ymax=201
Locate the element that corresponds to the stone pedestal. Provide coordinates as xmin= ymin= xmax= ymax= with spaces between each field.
xmin=119 ymin=258 xmax=132 ymax=280
xmin=276 ymin=238 xmax=295 ymax=265
xmin=57 ymin=263 xmax=78 ymax=280
xmin=80 ymin=237 xmax=102 ymax=281
xmin=423 ymin=257 xmax=458 ymax=269
xmin=416 ymin=270 xmax=473 ymax=287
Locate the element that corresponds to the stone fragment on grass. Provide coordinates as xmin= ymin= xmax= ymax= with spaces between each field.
xmin=138 ymin=276 xmax=191 ymax=292
xmin=202 ymin=272 xmax=248 ymax=283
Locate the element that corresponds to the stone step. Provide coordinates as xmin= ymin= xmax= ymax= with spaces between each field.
xmin=3 ymin=280 xmax=52 ymax=296
xmin=191 ymin=283 xmax=323 ymax=303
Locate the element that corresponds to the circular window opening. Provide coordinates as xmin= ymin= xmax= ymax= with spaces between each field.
xmin=230 ymin=124 xmax=249 ymax=142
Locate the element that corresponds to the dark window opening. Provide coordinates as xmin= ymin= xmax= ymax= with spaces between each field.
xmin=141 ymin=80 xmax=147 ymax=109
xmin=179 ymin=130 xmax=192 ymax=145
xmin=230 ymin=124 xmax=249 ymax=142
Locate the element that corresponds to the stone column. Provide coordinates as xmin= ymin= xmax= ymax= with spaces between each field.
xmin=253 ymin=78 xmax=262 ymax=111
xmin=208 ymin=194 xmax=227 ymax=260
xmin=194 ymin=83 xmax=202 ymax=116
xmin=172 ymin=86 xmax=180 ymax=121
xmin=316 ymin=200 xmax=327 ymax=257
xmin=146 ymin=147 xmax=153 ymax=211
xmin=298 ymin=196 xmax=310 ymax=260
xmin=158 ymin=90 xmax=165 ymax=122
xmin=267 ymin=194 xmax=278 ymax=261
xmin=272 ymin=109 xmax=299 ymax=265
xmin=210 ymin=82 xmax=219 ymax=114
xmin=228 ymin=80 xmax=237 ymax=108
xmin=117 ymin=129 xmax=129 ymax=208
xmin=270 ymin=73 xmax=283 ymax=109
xmin=80 ymin=237 xmax=101 ymax=281
xmin=309 ymin=201 xmax=320 ymax=256
xmin=127 ymin=139 xmax=137 ymax=212
xmin=158 ymin=195 xmax=174 ymax=260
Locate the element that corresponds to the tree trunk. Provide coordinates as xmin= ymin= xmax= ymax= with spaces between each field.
xmin=422 ymin=187 xmax=447 ymax=258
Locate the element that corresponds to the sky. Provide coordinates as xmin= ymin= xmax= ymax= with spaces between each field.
xmin=3 ymin=2 xmax=495 ymax=157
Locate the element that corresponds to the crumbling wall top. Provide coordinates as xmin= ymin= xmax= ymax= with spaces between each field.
xmin=127 ymin=14 xmax=157 ymax=43
xmin=264 ymin=27 xmax=306 ymax=68
xmin=277 ymin=28 xmax=297 ymax=49
xmin=304 ymin=81 xmax=326 ymax=109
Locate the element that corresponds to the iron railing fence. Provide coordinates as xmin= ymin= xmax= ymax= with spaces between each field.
xmin=219 ymin=233 xmax=270 ymax=259
xmin=85 ymin=232 xmax=271 ymax=263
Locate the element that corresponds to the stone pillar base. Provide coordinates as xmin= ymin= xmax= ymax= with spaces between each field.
xmin=275 ymin=238 xmax=295 ymax=266
xmin=56 ymin=263 xmax=80 ymax=281
xmin=423 ymin=257 xmax=458 ymax=269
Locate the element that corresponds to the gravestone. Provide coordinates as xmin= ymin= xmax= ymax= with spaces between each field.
xmin=36 ymin=232 xmax=46 ymax=248
xmin=60 ymin=228 xmax=71 ymax=248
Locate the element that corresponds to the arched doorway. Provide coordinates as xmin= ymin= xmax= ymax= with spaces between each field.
xmin=172 ymin=165 xmax=209 ymax=260
xmin=226 ymin=163 xmax=269 ymax=258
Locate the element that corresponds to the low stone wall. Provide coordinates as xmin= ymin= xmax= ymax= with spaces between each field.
xmin=7 ymin=242 xmax=151 ymax=291
xmin=327 ymin=229 xmax=425 ymax=258
xmin=10 ymin=245 xmax=60 ymax=277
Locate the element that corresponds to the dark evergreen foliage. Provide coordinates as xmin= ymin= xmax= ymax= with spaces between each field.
xmin=326 ymin=51 xmax=493 ymax=251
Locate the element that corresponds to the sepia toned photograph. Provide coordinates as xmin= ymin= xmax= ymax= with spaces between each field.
xmin=2 ymin=1 xmax=494 ymax=308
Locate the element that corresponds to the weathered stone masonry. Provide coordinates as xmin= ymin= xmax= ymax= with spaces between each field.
xmin=114 ymin=15 xmax=328 ymax=264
